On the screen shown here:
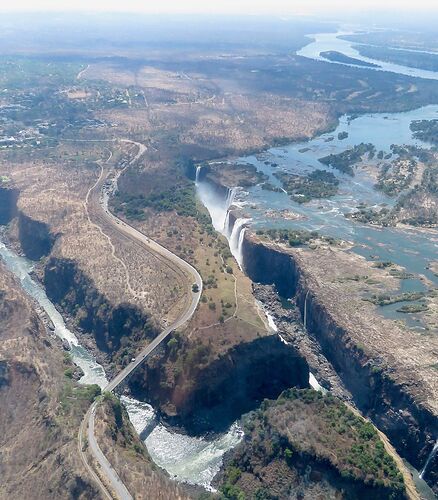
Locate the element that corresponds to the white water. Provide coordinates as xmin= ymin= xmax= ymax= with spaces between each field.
xmin=420 ymin=440 xmax=438 ymax=480
xmin=195 ymin=165 xmax=202 ymax=185
xmin=122 ymin=396 xmax=243 ymax=490
xmin=266 ymin=312 xmax=278 ymax=332
xmin=228 ymin=218 xmax=251 ymax=270
xmin=197 ymin=178 xmax=237 ymax=232
xmin=278 ymin=330 xmax=325 ymax=392
xmin=0 ymin=241 xmax=108 ymax=389
xmin=303 ymin=290 xmax=310 ymax=330
xmin=0 ymin=239 xmax=242 ymax=488
xmin=223 ymin=210 xmax=232 ymax=238
xmin=309 ymin=372 xmax=326 ymax=393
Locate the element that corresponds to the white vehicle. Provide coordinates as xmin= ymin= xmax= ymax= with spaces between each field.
xmin=131 ymin=357 xmax=136 ymax=362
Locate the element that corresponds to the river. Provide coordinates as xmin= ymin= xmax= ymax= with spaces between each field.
xmin=195 ymin=30 xmax=438 ymax=493
xmin=0 ymin=240 xmax=242 ymax=489
xmin=197 ymin=29 xmax=438 ymax=332
xmin=1 ymin=27 xmax=437 ymax=493
xmin=297 ymin=30 xmax=438 ymax=81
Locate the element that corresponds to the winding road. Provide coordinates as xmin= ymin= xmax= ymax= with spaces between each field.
xmin=79 ymin=140 xmax=203 ymax=500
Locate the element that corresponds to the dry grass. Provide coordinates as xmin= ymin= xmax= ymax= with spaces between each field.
xmin=0 ymin=264 xmax=98 ymax=499
xmin=0 ymin=143 xmax=187 ymax=328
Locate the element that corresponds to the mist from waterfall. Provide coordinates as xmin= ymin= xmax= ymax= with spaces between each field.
xmin=228 ymin=218 xmax=251 ymax=270
xmin=195 ymin=167 xmax=252 ymax=273
xmin=196 ymin=169 xmax=237 ymax=232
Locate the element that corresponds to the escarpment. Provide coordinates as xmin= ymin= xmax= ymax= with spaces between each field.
xmin=129 ymin=332 xmax=309 ymax=434
xmin=0 ymin=264 xmax=98 ymax=499
xmin=44 ymin=256 xmax=158 ymax=364
xmin=240 ymin=231 xmax=438 ymax=487
xmin=214 ymin=389 xmax=409 ymax=500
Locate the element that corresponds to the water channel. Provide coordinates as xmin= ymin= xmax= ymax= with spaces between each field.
xmin=1 ymin=28 xmax=437 ymax=492
xmin=0 ymin=241 xmax=242 ymax=489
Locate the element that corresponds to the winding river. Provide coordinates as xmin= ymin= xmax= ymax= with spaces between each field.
xmin=0 ymin=241 xmax=242 ymax=489
xmin=297 ymin=30 xmax=438 ymax=81
xmin=1 ymin=28 xmax=438 ymax=493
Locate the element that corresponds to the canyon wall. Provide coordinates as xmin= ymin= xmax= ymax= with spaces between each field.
xmin=240 ymin=232 xmax=438 ymax=479
xmin=18 ymin=212 xmax=56 ymax=260
xmin=129 ymin=333 xmax=309 ymax=435
xmin=43 ymin=256 xmax=157 ymax=359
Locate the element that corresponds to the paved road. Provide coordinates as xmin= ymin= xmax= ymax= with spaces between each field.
xmin=81 ymin=140 xmax=202 ymax=499
xmin=78 ymin=407 xmax=114 ymax=500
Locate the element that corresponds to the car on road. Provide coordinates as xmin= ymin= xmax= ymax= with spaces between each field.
xmin=131 ymin=357 xmax=136 ymax=362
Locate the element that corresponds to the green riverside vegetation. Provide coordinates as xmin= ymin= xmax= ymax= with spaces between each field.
xmin=219 ymin=389 xmax=406 ymax=500
xmin=113 ymin=182 xmax=215 ymax=235
xmin=319 ymin=143 xmax=376 ymax=176
xmin=274 ymin=169 xmax=339 ymax=203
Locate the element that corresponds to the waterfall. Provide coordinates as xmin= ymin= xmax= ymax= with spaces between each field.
xmin=266 ymin=312 xmax=278 ymax=332
xmin=229 ymin=218 xmax=251 ymax=270
xmin=420 ymin=440 xmax=438 ymax=479
xmin=309 ymin=372 xmax=327 ymax=393
xmin=195 ymin=165 xmax=202 ymax=185
xmin=225 ymin=187 xmax=236 ymax=209
xmin=223 ymin=210 xmax=232 ymax=238
xmin=303 ymin=290 xmax=310 ymax=329
xmin=236 ymin=227 xmax=246 ymax=270
xmin=195 ymin=176 xmax=238 ymax=232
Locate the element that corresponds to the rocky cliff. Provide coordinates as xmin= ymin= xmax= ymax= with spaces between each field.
xmin=129 ymin=332 xmax=309 ymax=435
xmin=215 ymin=389 xmax=408 ymax=500
xmin=0 ymin=264 xmax=99 ymax=499
xmin=43 ymin=256 xmax=158 ymax=366
xmin=240 ymin=232 xmax=438 ymax=491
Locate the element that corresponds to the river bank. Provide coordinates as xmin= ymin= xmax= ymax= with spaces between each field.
xmin=0 ymin=236 xmax=244 ymax=490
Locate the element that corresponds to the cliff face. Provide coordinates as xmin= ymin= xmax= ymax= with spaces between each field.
xmin=303 ymin=291 xmax=438 ymax=471
xmin=44 ymin=256 xmax=157 ymax=363
xmin=241 ymin=234 xmax=299 ymax=297
xmin=18 ymin=212 xmax=56 ymax=260
xmin=129 ymin=333 xmax=309 ymax=434
xmin=241 ymin=233 xmax=438 ymax=484
xmin=0 ymin=187 xmax=18 ymax=225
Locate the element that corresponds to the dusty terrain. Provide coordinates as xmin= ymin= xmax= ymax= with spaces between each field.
xmin=88 ymin=62 xmax=335 ymax=158
xmin=1 ymin=26 xmax=437 ymax=497
xmin=0 ymin=142 xmax=188 ymax=365
xmin=0 ymin=263 xmax=98 ymax=499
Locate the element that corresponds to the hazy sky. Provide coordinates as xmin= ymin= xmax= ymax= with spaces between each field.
xmin=1 ymin=0 xmax=437 ymax=14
